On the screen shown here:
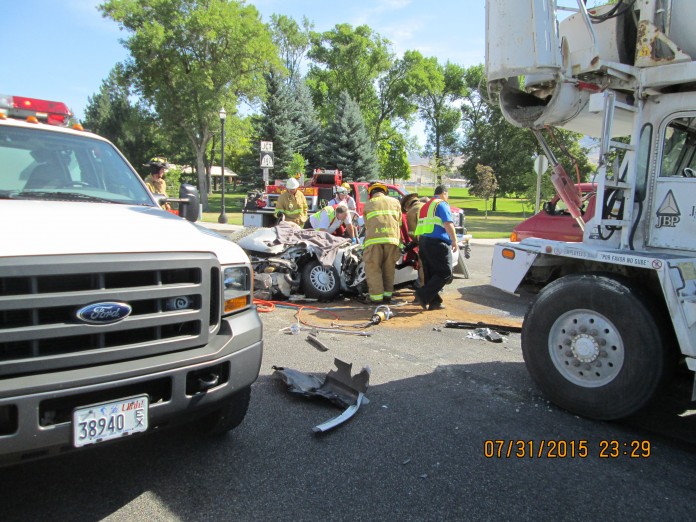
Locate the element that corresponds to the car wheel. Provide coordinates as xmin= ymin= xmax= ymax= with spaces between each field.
xmin=197 ymin=386 xmax=251 ymax=436
xmin=522 ymin=274 xmax=674 ymax=420
xmin=301 ymin=260 xmax=341 ymax=300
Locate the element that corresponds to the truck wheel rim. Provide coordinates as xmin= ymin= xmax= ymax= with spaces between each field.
xmin=548 ymin=309 xmax=624 ymax=388
xmin=310 ymin=266 xmax=335 ymax=293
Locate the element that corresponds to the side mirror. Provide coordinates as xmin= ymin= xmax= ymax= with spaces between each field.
xmin=178 ymin=184 xmax=200 ymax=222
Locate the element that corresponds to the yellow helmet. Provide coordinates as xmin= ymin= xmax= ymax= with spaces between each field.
xmin=368 ymin=182 xmax=388 ymax=196
xmin=341 ymin=182 xmax=351 ymax=191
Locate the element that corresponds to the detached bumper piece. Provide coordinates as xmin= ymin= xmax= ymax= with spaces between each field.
xmin=272 ymin=358 xmax=370 ymax=433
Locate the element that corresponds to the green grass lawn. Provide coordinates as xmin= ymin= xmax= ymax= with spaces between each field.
xmin=201 ymin=187 xmax=535 ymax=239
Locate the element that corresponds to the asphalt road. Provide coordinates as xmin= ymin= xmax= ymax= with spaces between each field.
xmin=2 ymin=240 xmax=696 ymax=521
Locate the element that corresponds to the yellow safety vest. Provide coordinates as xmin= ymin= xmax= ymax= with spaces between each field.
xmin=414 ymin=198 xmax=442 ymax=236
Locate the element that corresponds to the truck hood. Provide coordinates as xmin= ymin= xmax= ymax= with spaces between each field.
xmin=2 ymin=200 xmax=247 ymax=264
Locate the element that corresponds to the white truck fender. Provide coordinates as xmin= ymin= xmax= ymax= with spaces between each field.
xmin=490 ymin=242 xmax=539 ymax=294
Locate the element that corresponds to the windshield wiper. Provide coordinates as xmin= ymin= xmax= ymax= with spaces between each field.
xmin=10 ymin=191 xmax=122 ymax=204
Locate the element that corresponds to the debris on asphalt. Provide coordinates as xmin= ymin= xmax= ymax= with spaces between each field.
xmin=466 ymin=328 xmax=504 ymax=343
xmin=313 ymin=393 xmax=367 ymax=433
xmin=444 ymin=319 xmax=521 ymax=334
xmin=306 ymin=332 xmax=329 ymax=352
xmin=272 ymin=358 xmax=371 ymax=433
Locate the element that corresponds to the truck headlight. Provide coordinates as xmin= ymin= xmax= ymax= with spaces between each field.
xmin=222 ymin=265 xmax=252 ymax=315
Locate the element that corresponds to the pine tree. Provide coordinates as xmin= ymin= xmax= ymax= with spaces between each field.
xmin=257 ymin=70 xmax=303 ymax=176
xmin=323 ymin=91 xmax=378 ymax=181
xmin=291 ymin=79 xmax=324 ymax=173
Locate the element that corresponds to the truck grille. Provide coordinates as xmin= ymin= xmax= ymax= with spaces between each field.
xmin=0 ymin=253 xmax=220 ymax=378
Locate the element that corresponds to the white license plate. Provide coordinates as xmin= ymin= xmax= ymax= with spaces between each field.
xmin=72 ymin=395 xmax=149 ymax=448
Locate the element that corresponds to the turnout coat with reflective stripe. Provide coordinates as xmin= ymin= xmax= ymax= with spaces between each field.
xmin=363 ymin=193 xmax=402 ymax=247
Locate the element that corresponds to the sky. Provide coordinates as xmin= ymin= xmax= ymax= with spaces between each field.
xmin=3 ymin=0 xmax=486 ymax=140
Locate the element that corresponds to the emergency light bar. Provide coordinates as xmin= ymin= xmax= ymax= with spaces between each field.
xmin=0 ymin=94 xmax=72 ymax=126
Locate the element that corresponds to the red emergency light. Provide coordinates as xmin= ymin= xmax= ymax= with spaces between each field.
xmin=0 ymin=94 xmax=72 ymax=126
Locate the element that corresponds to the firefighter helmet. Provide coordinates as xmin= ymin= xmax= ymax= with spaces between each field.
xmin=286 ymin=178 xmax=300 ymax=189
xmin=401 ymin=193 xmax=420 ymax=212
xmin=368 ymin=182 xmax=388 ymax=196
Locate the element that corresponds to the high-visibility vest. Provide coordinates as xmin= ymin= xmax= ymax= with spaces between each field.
xmin=310 ymin=205 xmax=336 ymax=226
xmin=414 ymin=198 xmax=442 ymax=236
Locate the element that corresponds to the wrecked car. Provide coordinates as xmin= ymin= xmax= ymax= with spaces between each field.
xmin=233 ymin=222 xmax=422 ymax=301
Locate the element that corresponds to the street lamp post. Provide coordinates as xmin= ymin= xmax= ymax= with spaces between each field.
xmin=217 ymin=107 xmax=228 ymax=224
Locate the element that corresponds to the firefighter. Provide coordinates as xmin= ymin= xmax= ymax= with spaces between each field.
xmin=143 ymin=157 xmax=171 ymax=210
xmin=402 ymin=193 xmax=426 ymax=286
xmin=362 ymin=182 xmax=402 ymax=304
xmin=327 ymin=185 xmax=356 ymax=211
xmin=275 ymin=177 xmax=308 ymax=226
xmin=305 ymin=203 xmax=357 ymax=242
xmin=413 ymin=185 xmax=458 ymax=311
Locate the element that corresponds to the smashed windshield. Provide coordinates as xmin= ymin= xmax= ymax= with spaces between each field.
xmin=0 ymin=125 xmax=154 ymax=204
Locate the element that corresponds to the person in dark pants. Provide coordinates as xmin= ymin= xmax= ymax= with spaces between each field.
xmin=412 ymin=185 xmax=458 ymax=311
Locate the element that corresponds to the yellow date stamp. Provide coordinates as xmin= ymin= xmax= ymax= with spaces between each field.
xmin=483 ymin=439 xmax=652 ymax=459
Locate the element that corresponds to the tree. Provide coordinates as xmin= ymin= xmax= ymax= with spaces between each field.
xmin=306 ymin=24 xmax=391 ymax=127
xmin=269 ymin=14 xmax=313 ymax=82
xmin=323 ymin=91 xmax=378 ymax=181
xmin=256 ymin=70 xmax=304 ymax=176
xmin=469 ymin=164 xmax=499 ymax=218
xmin=284 ymin=152 xmax=307 ymax=181
xmin=412 ymin=55 xmax=467 ymax=183
xmin=291 ymin=79 xmax=324 ymax=173
xmin=378 ymin=131 xmax=411 ymax=183
xmin=83 ymin=66 xmax=167 ymax=175
xmin=99 ymin=0 xmax=280 ymax=210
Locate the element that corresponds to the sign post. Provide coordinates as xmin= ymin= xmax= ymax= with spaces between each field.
xmin=260 ymin=141 xmax=274 ymax=186
xmin=534 ymin=154 xmax=550 ymax=214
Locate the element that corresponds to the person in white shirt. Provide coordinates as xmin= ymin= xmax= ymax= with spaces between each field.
xmin=328 ymin=185 xmax=356 ymax=211
xmin=306 ymin=202 xmax=357 ymax=242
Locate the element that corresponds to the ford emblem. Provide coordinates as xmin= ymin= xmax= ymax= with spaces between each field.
xmin=76 ymin=302 xmax=132 ymax=325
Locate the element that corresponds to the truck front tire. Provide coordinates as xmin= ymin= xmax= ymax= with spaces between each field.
xmin=522 ymin=273 xmax=673 ymax=420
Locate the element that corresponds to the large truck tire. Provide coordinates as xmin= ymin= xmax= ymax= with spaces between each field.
xmin=522 ymin=273 xmax=674 ymax=420
xmin=301 ymin=260 xmax=341 ymax=300
xmin=198 ymin=386 xmax=251 ymax=436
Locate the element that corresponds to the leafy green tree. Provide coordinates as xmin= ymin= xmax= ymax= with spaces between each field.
xmin=284 ymin=152 xmax=307 ymax=180
xmin=270 ymin=14 xmax=313 ymax=82
xmin=469 ymin=164 xmax=499 ymax=218
xmin=83 ymin=66 xmax=166 ymax=175
xmin=323 ymin=91 xmax=378 ymax=181
xmin=372 ymin=50 xmax=421 ymax=144
xmin=306 ymin=23 xmax=391 ymax=127
xmin=412 ymin=55 xmax=467 ymax=183
xmin=99 ymin=0 xmax=280 ymax=210
xmin=377 ymin=131 xmax=411 ymax=183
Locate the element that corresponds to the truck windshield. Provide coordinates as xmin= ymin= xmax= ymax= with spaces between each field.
xmin=0 ymin=126 xmax=153 ymax=205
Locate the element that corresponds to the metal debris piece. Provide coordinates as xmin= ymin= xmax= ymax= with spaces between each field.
xmin=444 ymin=319 xmax=521 ymax=334
xmin=466 ymin=328 xmax=504 ymax=343
xmin=272 ymin=358 xmax=370 ymax=409
xmin=306 ymin=333 xmax=329 ymax=352
xmin=312 ymin=392 xmax=366 ymax=433
xmin=272 ymin=359 xmax=371 ymax=433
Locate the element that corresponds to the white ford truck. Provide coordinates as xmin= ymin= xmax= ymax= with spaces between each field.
xmin=0 ymin=95 xmax=263 ymax=465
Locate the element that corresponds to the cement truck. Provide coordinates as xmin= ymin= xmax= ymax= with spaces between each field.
xmin=486 ymin=0 xmax=696 ymax=419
